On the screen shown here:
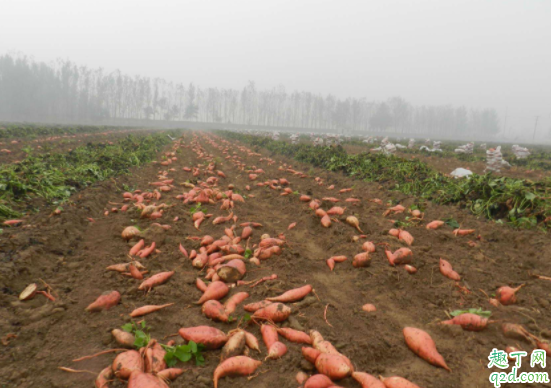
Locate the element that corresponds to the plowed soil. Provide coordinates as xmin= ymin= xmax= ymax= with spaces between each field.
xmin=1 ymin=131 xmax=550 ymax=388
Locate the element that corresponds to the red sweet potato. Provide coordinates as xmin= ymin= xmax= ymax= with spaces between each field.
xmin=403 ymin=327 xmax=450 ymax=371
xmin=86 ymin=291 xmax=121 ymax=312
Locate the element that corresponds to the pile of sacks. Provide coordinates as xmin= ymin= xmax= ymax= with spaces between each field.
xmin=419 ymin=141 xmax=442 ymax=153
xmin=512 ymin=144 xmax=530 ymax=159
xmin=455 ymin=142 xmax=474 ymax=154
xmin=485 ymin=146 xmax=511 ymax=172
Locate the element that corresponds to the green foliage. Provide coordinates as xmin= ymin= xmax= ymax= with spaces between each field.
xmin=162 ymin=341 xmax=205 ymax=367
xmin=122 ymin=320 xmax=151 ymax=349
xmin=190 ymin=203 xmax=202 ymax=215
xmin=244 ymin=248 xmax=253 ymax=259
xmin=0 ymin=132 xmax=173 ymax=220
xmin=0 ymin=122 xmax=131 ymax=140
xmin=450 ymin=308 xmax=492 ymax=318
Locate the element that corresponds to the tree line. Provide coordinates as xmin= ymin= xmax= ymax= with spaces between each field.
xmin=0 ymin=53 xmax=499 ymax=135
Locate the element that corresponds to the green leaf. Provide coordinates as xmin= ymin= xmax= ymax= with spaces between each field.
xmin=189 ymin=340 xmax=197 ymax=353
xmin=450 ymin=307 xmax=491 ymax=318
xmin=525 ymin=192 xmax=536 ymax=201
xmin=244 ymin=249 xmax=253 ymax=259
xmin=175 ymin=347 xmax=191 ymax=362
xmin=243 ymin=313 xmax=251 ymax=322
xmin=445 ymin=218 xmax=460 ymax=229
xmin=141 ymin=320 xmax=147 ymax=329
xmin=164 ymin=353 xmax=177 ymax=367
xmin=195 ymin=353 xmax=205 ymax=366
xmin=121 ymin=323 xmax=133 ymax=332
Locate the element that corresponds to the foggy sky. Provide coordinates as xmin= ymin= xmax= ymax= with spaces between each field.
xmin=1 ymin=0 xmax=550 ymax=136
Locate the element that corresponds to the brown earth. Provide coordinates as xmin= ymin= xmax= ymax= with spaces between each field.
xmin=1 ymin=131 xmax=550 ymax=388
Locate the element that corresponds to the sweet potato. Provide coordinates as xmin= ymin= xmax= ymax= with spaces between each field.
xmin=266 ymin=284 xmax=312 ymax=303
xmin=302 ymin=346 xmax=322 ymax=363
xmin=122 ymin=226 xmax=141 ymax=240
xmin=179 ymin=326 xmax=228 ymax=349
xmin=261 ymin=324 xmax=279 ymax=349
xmin=315 ymin=353 xmax=353 ymax=380
xmin=453 ymin=228 xmax=475 ymax=236
xmin=202 ymin=300 xmax=229 ymax=322
xmin=501 ymin=323 xmax=533 ymax=342
xmin=346 ymin=216 xmax=363 ymax=232
xmin=112 ymin=350 xmax=144 ymax=379
xmin=144 ymin=340 xmax=166 ymax=373
xmin=213 ymin=356 xmax=262 ymax=388
xmin=266 ymin=341 xmax=287 ymax=360
xmin=127 ymin=371 xmax=169 ymax=388
xmin=128 ymin=264 xmax=143 ymax=280
xmin=404 ymin=265 xmax=417 ymax=274
xmin=196 ymin=281 xmax=229 ymax=304
xmin=379 ymin=376 xmax=421 ymax=388
xmin=327 ymin=258 xmax=336 ymax=271
xmin=321 ymin=215 xmax=332 ymax=228
xmin=112 ymin=329 xmax=135 ymax=348
xmin=224 ymin=292 xmax=249 ymax=315
xmin=252 ymin=302 xmax=291 ymax=322
xmin=353 ymin=252 xmax=371 ymax=268
xmin=139 ymin=242 xmax=156 ymax=258
xmin=129 ymin=239 xmax=145 ymax=256
xmin=86 ymin=290 xmax=121 ymax=312
xmin=192 ymin=252 xmax=209 ymax=268
xmin=217 ymin=260 xmax=246 ymax=283
xmin=362 ymin=304 xmax=376 ymax=312
xmin=389 ymin=229 xmax=400 ymax=237
xmin=426 ymin=220 xmax=444 ymax=230
xmin=304 ymin=374 xmax=333 ymax=388
xmin=257 ymin=245 xmax=281 ymax=260
xmin=385 ymin=248 xmax=412 ymax=266
xmin=398 ymin=230 xmax=414 ymax=246
xmin=296 ymin=371 xmax=309 ymax=385
xmin=95 ymin=366 xmax=114 ymax=388
xmin=244 ymin=300 xmax=273 ymax=312
xmin=352 ymin=372 xmax=385 ymax=388
xmin=241 ymin=226 xmax=253 ymax=239
xmin=536 ymin=340 xmax=551 ymax=356
xmin=403 ymin=327 xmax=450 ymax=371
xmin=440 ymin=313 xmax=488 ymax=331
xmin=221 ymin=331 xmax=247 ymax=361
xmin=439 ymin=258 xmax=460 ymax=281
xmin=138 ymin=271 xmax=174 ymax=291
xmin=327 ymin=206 xmax=346 ymax=216
xmin=496 ymin=284 xmax=524 ymax=305
xmin=196 ymin=278 xmax=208 ymax=292
xmin=130 ymin=303 xmax=174 ymax=317
xmin=277 ymin=328 xmax=312 ymax=344
xmin=362 ymin=241 xmax=376 ymax=253
xmin=156 ymin=368 xmax=185 ymax=381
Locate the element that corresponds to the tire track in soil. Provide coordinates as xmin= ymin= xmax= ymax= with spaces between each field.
xmin=1 ymin=131 xmax=550 ymax=388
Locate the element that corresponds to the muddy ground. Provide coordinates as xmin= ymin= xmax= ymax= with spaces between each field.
xmin=1 ymin=131 xmax=550 ymax=388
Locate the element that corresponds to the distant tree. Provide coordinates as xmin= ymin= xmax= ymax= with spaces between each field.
xmin=369 ymin=103 xmax=393 ymax=131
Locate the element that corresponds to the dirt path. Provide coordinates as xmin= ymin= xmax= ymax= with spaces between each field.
xmin=1 ymin=132 xmax=550 ymax=388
